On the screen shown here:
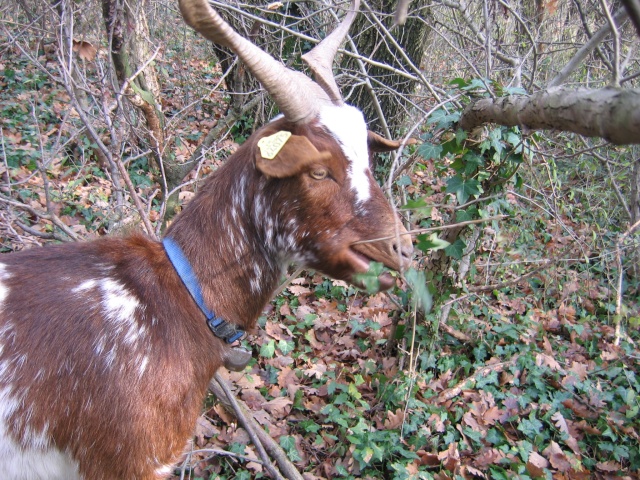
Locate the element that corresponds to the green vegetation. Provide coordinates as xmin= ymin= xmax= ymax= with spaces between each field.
xmin=1 ymin=2 xmax=638 ymax=479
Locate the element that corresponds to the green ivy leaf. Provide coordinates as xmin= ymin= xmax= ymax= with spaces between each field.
xmin=279 ymin=435 xmax=302 ymax=462
xmin=456 ymin=206 xmax=478 ymax=222
xmin=278 ymin=339 xmax=295 ymax=355
xmin=462 ymin=151 xmax=485 ymax=175
xmin=445 ymin=238 xmax=466 ymax=259
xmin=461 ymin=78 xmax=488 ymax=91
xmin=517 ymin=411 xmax=544 ymax=440
xmin=448 ymin=77 xmax=470 ymax=88
xmin=504 ymin=86 xmax=527 ymax=95
xmin=260 ymin=339 xmax=276 ymax=358
xmin=489 ymin=127 xmax=504 ymax=155
xmin=427 ymin=109 xmax=461 ymax=130
xmin=450 ymin=156 xmax=465 ymax=172
xmin=403 ymin=197 xmax=427 ymax=209
xmin=455 ymin=128 xmax=468 ymax=145
xmin=416 ymin=141 xmax=443 ymax=160
xmin=505 ymin=130 xmax=521 ymax=148
xmin=396 ymin=175 xmax=413 ymax=186
xmin=404 ymin=268 xmax=432 ymax=312
xmin=353 ymin=262 xmax=386 ymax=293
xmin=416 ymin=233 xmax=450 ymax=253
xmin=445 ymin=175 xmax=482 ymax=204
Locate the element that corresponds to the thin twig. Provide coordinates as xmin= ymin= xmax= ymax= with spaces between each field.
xmin=114 ymin=155 xmax=156 ymax=238
xmin=614 ymin=218 xmax=640 ymax=345
xmin=0 ymin=193 xmax=80 ymax=241
xmin=210 ymin=374 xmax=284 ymax=480
xmin=432 ymin=355 xmax=520 ymax=404
xmin=599 ymin=0 xmax=621 ymax=85
xmin=351 ymin=215 xmax=508 ymax=245
xmin=548 ymin=8 xmax=628 ymax=87
xmin=272 ymin=267 xmax=304 ymax=298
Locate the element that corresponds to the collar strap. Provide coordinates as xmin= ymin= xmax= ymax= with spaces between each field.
xmin=163 ymin=237 xmax=245 ymax=344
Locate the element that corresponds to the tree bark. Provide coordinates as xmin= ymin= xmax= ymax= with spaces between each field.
xmin=102 ymin=0 xmax=165 ymax=162
xmin=458 ymin=87 xmax=640 ymax=145
xmin=340 ymin=0 xmax=431 ymax=134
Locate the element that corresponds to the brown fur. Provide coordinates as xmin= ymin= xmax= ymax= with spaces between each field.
xmin=0 ymin=117 xmax=412 ymax=479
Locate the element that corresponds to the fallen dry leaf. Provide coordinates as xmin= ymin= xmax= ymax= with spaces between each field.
xmin=194 ymin=416 xmax=217 ymax=445
xmin=526 ymin=450 xmax=549 ymax=477
xmin=383 ymin=408 xmax=404 ymax=430
xmin=536 ymin=353 xmax=564 ymax=372
xmin=562 ymin=399 xmax=598 ymax=419
xmin=595 ymin=460 xmax=622 ymax=473
xmin=438 ymin=442 xmax=460 ymax=472
xmin=542 ymin=441 xmax=571 ymax=472
xmin=72 ymin=39 xmax=98 ymax=61
xmin=568 ymin=361 xmax=589 ymax=381
xmin=262 ymin=396 xmax=292 ymax=418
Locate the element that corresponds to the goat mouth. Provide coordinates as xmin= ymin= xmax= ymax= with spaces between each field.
xmin=346 ymin=247 xmax=396 ymax=291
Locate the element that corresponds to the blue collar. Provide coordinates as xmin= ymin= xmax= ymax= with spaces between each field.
xmin=163 ymin=237 xmax=245 ymax=344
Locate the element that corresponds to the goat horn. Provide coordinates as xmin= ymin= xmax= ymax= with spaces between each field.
xmin=301 ymin=0 xmax=360 ymax=105
xmin=179 ymin=0 xmax=329 ymax=123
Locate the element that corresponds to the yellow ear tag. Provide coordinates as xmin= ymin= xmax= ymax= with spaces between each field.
xmin=257 ymin=131 xmax=292 ymax=160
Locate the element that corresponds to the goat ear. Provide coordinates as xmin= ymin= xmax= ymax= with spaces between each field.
xmin=367 ymin=131 xmax=417 ymax=152
xmin=255 ymin=134 xmax=332 ymax=178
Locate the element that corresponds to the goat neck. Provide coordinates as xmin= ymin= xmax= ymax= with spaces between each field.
xmin=164 ymin=145 xmax=286 ymax=331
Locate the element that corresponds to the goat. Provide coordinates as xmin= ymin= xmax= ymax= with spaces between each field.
xmin=0 ymin=0 xmax=413 ymax=478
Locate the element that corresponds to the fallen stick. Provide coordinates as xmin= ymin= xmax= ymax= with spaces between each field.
xmin=209 ymin=374 xmax=304 ymax=480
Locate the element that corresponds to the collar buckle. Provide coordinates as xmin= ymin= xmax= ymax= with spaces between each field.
xmin=208 ymin=317 xmax=245 ymax=344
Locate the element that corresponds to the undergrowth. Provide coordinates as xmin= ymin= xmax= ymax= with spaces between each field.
xmin=2 ymin=23 xmax=639 ymax=480
xmin=176 ymin=80 xmax=639 ymax=479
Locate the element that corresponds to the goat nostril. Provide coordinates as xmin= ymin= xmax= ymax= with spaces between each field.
xmin=393 ymin=242 xmax=413 ymax=259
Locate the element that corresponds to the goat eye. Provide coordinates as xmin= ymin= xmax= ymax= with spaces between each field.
xmin=309 ymin=168 xmax=328 ymax=180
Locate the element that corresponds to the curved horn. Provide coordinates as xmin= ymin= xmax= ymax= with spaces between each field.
xmin=301 ymin=0 xmax=360 ymax=104
xmin=179 ymin=0 xmax=330 ymax=123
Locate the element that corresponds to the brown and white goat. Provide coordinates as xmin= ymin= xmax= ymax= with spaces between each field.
xmin=0 ymin=0 xmax=413 ymax=478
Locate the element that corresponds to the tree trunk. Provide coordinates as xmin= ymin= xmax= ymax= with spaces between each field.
xmin=339 ymin=0 xmax=431 ymax=134
xmin=458 ymin=87 xmax=640 ymax=145
xmin=102 ymin=0 xmax=165 ymax=166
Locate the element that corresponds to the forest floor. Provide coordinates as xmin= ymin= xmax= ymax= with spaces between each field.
xmin=1 ymin=42 xmax=639 ymax=480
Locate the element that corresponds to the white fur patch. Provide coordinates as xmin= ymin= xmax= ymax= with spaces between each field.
xmin=99 ymin=279 xmax=147 ymax=349
xmin=0 ymin=263 xmax=10 ymax=280
xmin=0 ymin=437 xmax=81 ymax=480
xmin=319 ymin=105 xmax=371 ymax=203
xmin=0 ymin=387 xmax=81 ymax=479
xmin=155 ymin=462 xmax=175 ymax=478
xmin=72 ymin=279 xmax=97 ymax=294
xmin=100 ymin=279 xmax=139 ymax=324
xmin=138 ymin=355 xmax=149 ymax=378
xmin=0 ymin=263 xmax=10 ymax=307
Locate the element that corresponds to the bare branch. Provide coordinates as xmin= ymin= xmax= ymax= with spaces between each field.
xmin=549 ymin=8 xmax=628 ymax=88
xmin=459 ymin=87 xmax=640 ymax=145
